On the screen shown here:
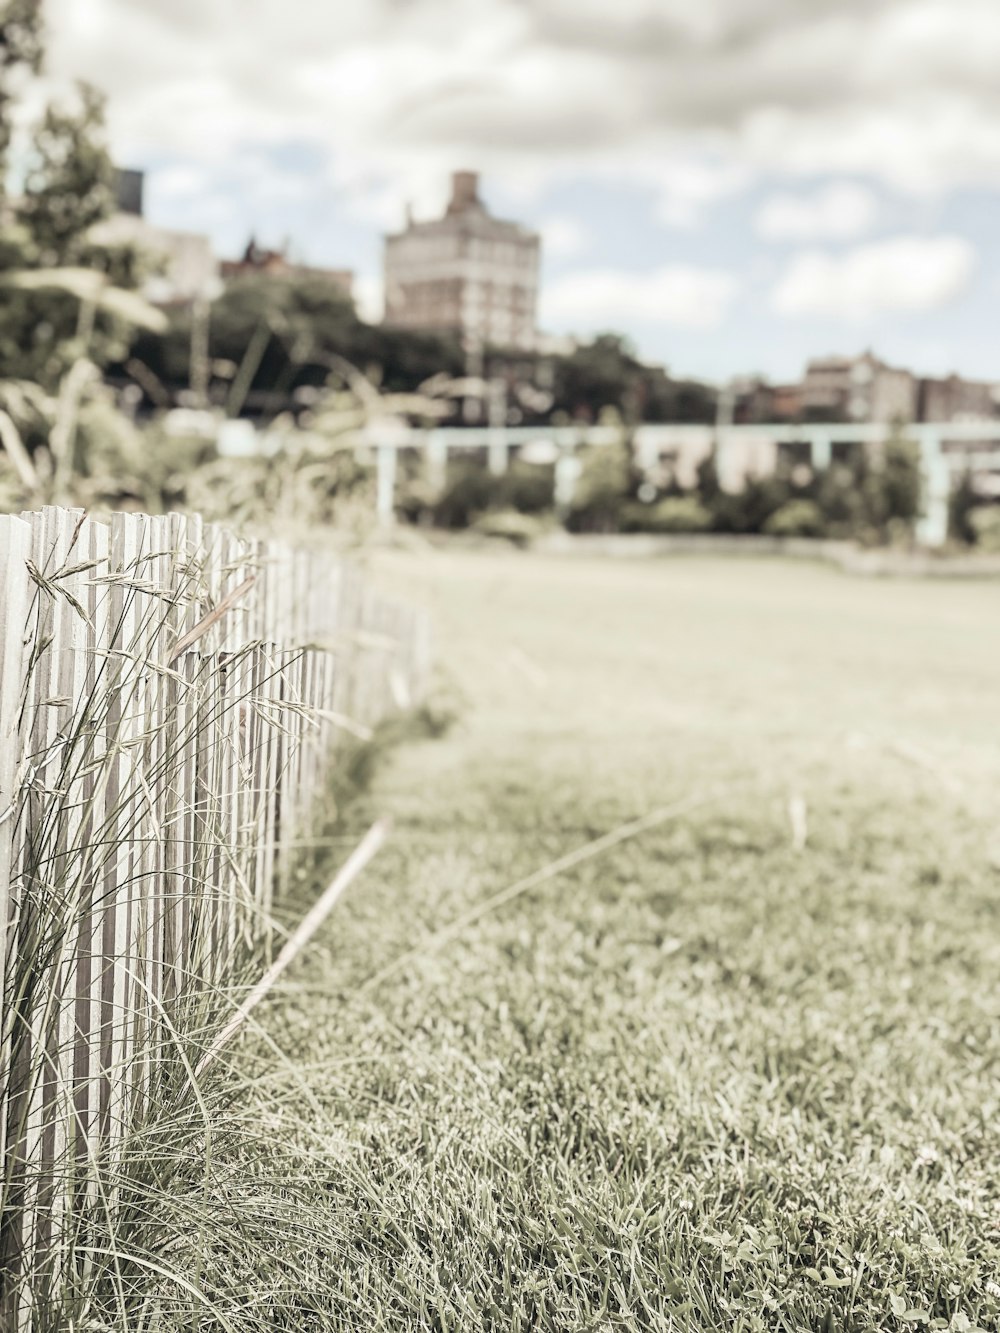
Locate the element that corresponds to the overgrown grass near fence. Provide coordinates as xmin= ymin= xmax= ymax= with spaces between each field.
xmin=0 ymin=506 xmax=428 ymax=1328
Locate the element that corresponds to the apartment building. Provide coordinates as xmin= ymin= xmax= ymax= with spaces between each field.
xmin=383 ymin=171 xmax=540 ymax=352
xmin=918 ymin=374 xmax=999 ymax=422
xmin=801 ymin=351 xmax=918 ymax=423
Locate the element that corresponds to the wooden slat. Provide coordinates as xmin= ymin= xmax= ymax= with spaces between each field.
xmin=0 ymin=515 xmax=34 ymax=1318
xmin=0 ymin=504 xmax=431 ymax=1309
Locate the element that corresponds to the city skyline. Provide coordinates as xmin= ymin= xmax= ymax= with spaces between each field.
xmin=38 ymin=0 xmax=1000 ymax=383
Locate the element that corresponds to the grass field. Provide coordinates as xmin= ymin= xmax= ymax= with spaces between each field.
xmin=145 ymin=551 xmax=1000 ymax=1332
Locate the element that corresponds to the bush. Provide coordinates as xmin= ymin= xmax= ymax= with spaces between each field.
xmin=471 ymin=507 xmax=546 ymax=547
xmin=621 ymin=496 xmax=713 ymax=534
xmin=707 ymin=475 xmax=792 ymax=534
xmin=763 ymin=499 xmax=826 ymax=538
xmin=499 ymin=460 xmax=555 ymax=514
xmin=816 ymin=463 xmax=866 ymax=537
xmin=428 ymin=461 xmax=557 ymax=529
xmin=431 ymin=463 xmax=499 ymax=529
xmin=949 ymin=471 xmax=978 ymax=544
xmin=565 ymin=444 xmax=630 ymax=532
xmin=968 ymin=505 xmax=1000 ymax=552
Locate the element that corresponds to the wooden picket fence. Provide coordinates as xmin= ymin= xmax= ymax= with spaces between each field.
xmin=0 ymin=506 xmax=429 ymax=1323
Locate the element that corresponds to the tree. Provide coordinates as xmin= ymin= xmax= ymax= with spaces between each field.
xmin=948 ymin=469 xmax=978 ymax=545
xmin=566 ymin=441 xmax=631 ymax=532
xmin=695 ymin=448 xmax=722 ymax=504
xmin=552 ymin=333 xmax=642 ymax=423
xmin=878 ymin=435 xmax=922 ymax=528
xmin=0 ymin=0 xmax=43 ymax=185
xmin=0 ymin=82 xmax=152 ymax=386
xmin=17 ymin=81 xmax=114 ymax=265
xmin=129 ymin=272 xmax=465 ymax=415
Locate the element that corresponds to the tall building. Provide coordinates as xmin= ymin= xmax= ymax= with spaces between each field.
xmin=383 ymin=171 xmax=540 ymax=351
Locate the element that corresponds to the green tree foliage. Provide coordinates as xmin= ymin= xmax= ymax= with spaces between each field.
xmin=565 ymin=438 xmax=631 ymax=532
xmin=620 ymin=495 xmax=713 ymax=534
xmin=17 ymin=81 xmax=114 ymax=264
xmin=763 ymin=498 xmax=826 ymax=538
xmin=876 ymin=435 xmax=922 ymax=528
xmin=0 ymin=0 xmax=43 ymax=181
xmin=948 ymin=469 xmax=978 ymax=545
xmin=129 ymin=272 xmax=465 ymax=413
xmin=498 ymin=460 xmax=555 ymax=514
xmin=709 ymin=473 xmax=792 ymax=534
xmin=553 ymin=333 xmax=641 ymax=424
xmin=0 ymin=81 xmax=146 ymax=387
xmin=430 ymin=461 xmax=497 ymax=529
xmin=695 ymin=448 xmax=722 ymax=504
xmin=548 ymin=333 xmax=716 ymax=425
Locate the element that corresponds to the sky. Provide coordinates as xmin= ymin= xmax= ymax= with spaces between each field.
xmin=36 ymin=0 xmax=1000 ymax=384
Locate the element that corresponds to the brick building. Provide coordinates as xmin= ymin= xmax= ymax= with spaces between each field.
xmin=801 ymin=351 xmax=917 ymax=423
xmin=383 ymin=171 xmax=540 ymax=351
xmin=220 ymin=238 xmax=354 ymax=301
xmin=918 ymin=374 xmax=999 ymax=422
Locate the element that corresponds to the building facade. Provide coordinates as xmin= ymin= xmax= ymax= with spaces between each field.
xmin=918 ymin=374 xmax=999 ymax=422
xmin=91 ymin=211 xmax=220 ymax=305
xmin=93 ymin=167 xmax=220 ymax=304
xmin=383 ymin=172 xmax=540 ymax=351
xmin=220 ymin=239 xmax=354 ymax=301
xmin=801 ymin=351 xmax=917 ymax=423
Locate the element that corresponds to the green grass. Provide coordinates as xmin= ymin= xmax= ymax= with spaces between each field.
xmin=104 ymin=551 xmax=1000 ymax=1332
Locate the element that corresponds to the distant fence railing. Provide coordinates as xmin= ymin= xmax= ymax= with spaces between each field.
xmin=356 ymin=419 xmax=1000 ymax=546
xmin=0 ymin=506 xmax=429 ymax=1322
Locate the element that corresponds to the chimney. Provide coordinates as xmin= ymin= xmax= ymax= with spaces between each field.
xmin=447 ymin=170 xmax=481 ymax=214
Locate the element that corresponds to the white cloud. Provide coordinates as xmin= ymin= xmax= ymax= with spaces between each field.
xmin=39 ymin=0 xmax=1000 ymax=204
xmin=771 ymin=234 xmax=976 ymax=319
xmin=542 ymin=265 xmax=739 ymax=330
xmin=755 ymin=181 xmax=879 ymax=241
xmin=652 ymin=157 xmax=753 ymax=228
xmin=539 ymin=215 xmax=590 ymax=259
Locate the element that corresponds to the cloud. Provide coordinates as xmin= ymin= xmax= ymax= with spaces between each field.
xmin=755 ymin=181 xmax=879 ymax=240
xmin=651 ymin=158 xmax=753 ymax=228
xmin=538 ymin=215 xmax=590 ymax=259
xmin=40 ymin=0 xmax=1000 ymax=204
xmin=771 ymin=234 xmax=976 ymax=319
xmin=542 ymin=264 xmax=740 ymax=330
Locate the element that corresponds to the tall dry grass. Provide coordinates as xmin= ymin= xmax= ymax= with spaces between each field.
xmin=0 ymin=505 xmax=427 ymax=1329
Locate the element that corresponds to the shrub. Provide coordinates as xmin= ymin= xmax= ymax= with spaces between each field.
xmin=949 ymin=472 xmax=980 ymax=544
xmin=763 ymin=499 xmax=826 ymax=538
xmin=877 ymin=436 xmax=922 ymax=526
xmin=565 ymin=444 xmax=630 ymax=532
xmin=499 ymin=460 xmax=555 ymax=514
xmin=706 ymin=475 xmax=792 ymax=534
xmin=471 ymin=507 xmax=546 ymax=547
xmin=816 ymin=463 xmax=866 ymax=536
xmin=431 ymin=463 xmax=499 ymax=529
xmin=622 ymin=495 xmax=713 ymax=534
